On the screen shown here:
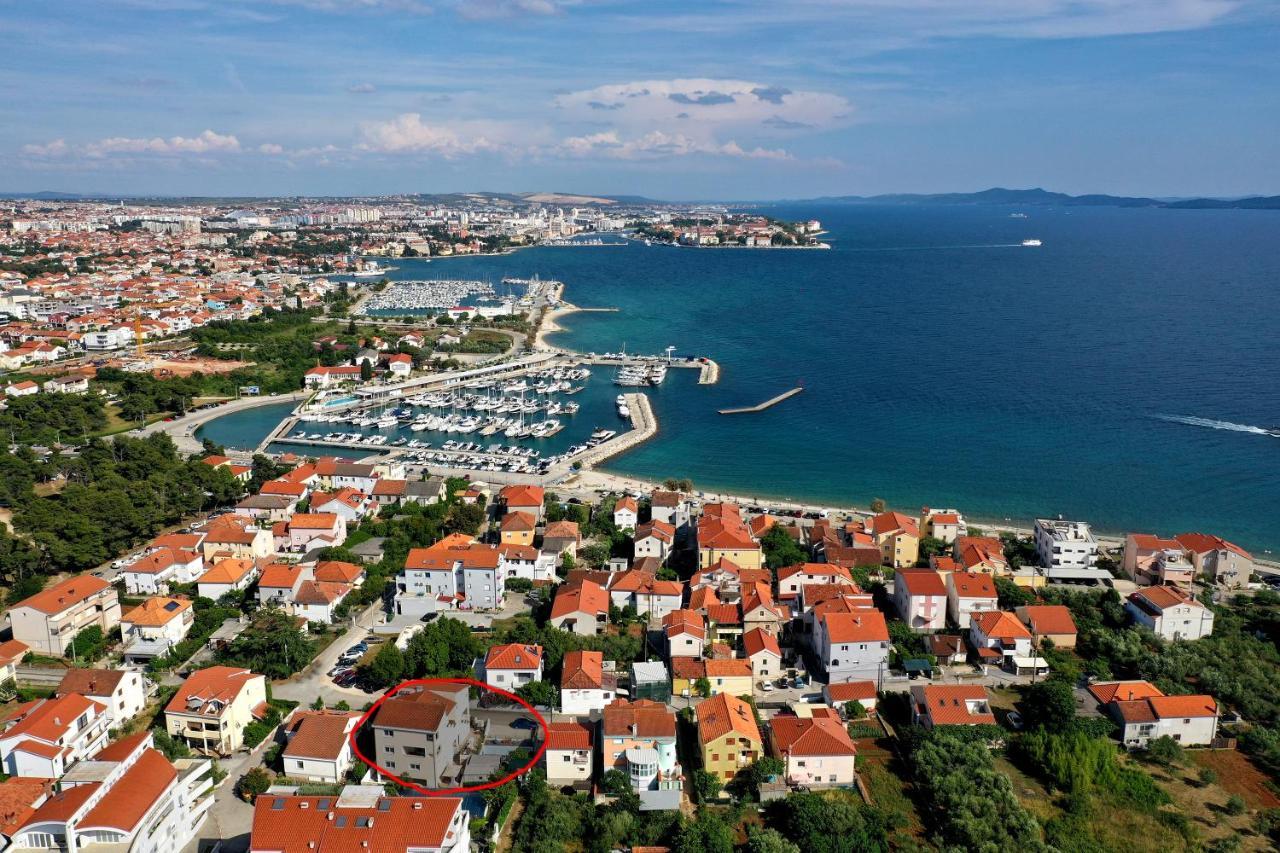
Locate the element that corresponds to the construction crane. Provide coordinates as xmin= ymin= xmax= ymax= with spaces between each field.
xmin=133 ymin=317 xmax=145 ymax=358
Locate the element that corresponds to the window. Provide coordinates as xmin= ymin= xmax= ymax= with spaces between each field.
xmin=563 ymin=755 xmax=571 ymax=762
xmin=297 ymin=761 xmax=305 ymax=768
xmin=386 ymin=761 xmax=395 ymax=768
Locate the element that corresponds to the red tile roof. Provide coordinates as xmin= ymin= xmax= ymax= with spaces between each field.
xmin=545 ymin=721 xmax=593 ymax=751
xmin=971 ymin=610 xmax=1033 ymax=641
xmin=283 ymin=711 xmax=360 ymax=760
xmin=896 ymin=570 xmax=947 ymax=597
xmin=550 ymin=579 xmax=609 ymax=621
xmin=771 ymin=715 xmax=857 ymax=757
xmin=250 ymin=794 xmax=463 ymax=852
xmin=948 ymin=572 xmax=996 ymax=598
xmin=80 ymin=748 xmax=176 ymax=833
xmin=1020 ymin=605 xmax=1078 ymax=636
xmin=1088 ymin=680 xmax=1164 ymax=704
xmin=696 ymin=693 xmax=761 ymax=745
xmin=821 ymin=610 xmax=889 ymax=643
xmin=916 ymin=685 xmax=995 ymax=726
xmin=825 ymin=681 xmax=877 ymax=702
xmin=12 ymin=575 xmax=110 ymax=614
xmin=485 ymin=643 xmax=542 ymax=670
xmin=742 ymin=627 xmax=781 ymax=658
xmin=561 ymin=650 xmax=605 ymax=691
xmin=602 ymin=699 xmax=675 ymax=738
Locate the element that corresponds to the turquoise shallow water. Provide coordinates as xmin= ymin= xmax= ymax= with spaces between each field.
xmin=199 ymin=204 xmax=1280 ymax=552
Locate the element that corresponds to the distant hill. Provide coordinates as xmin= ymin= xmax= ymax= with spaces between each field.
xmin=807 ymin=187 xmax=1280 ymax=210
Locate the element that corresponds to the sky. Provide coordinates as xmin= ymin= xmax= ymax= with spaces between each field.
xmin=1 ymin=0 xmax=1278 ymax=200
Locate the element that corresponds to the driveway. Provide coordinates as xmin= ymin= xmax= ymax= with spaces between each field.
xmin=272 ymin=603 xmax=384 ymax=709
xmin=182 ymin=728 xmax=277 ymax=853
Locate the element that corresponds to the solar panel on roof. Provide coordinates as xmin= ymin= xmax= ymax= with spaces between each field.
xmin=317 ymin=798 xmax=332 ymax=810
xmin=271 ymin=798 xmax=285 ymax=810
xmin=335 ymin=816 xmax=347 ymax=827
xmin=164 ymin=601 xmax=180 ymax=611
xmin=377 ymin=799 xmax=391 ymax=811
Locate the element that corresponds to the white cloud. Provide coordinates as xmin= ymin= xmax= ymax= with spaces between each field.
xmin=558 ymin=130 xmax=792 ymax=161
xmin=356 ymin=113 xmax=519 ymax=157
xmin=258 ymin=143 xmax=285 ymax=154
xmin=85 ymin=129 xmax=242 ymax=157
xmin=556 ymin=79 xmax=851 ymax=133
xmin=452 ymin=0 xmax=578 ymax=18
xmin=261 ymin=0 xmax=433 ymax=14
xmin=21 ymin=139 xmax=69 ymax=157
xmin=347 ymin=82 xmax=377 ymax=94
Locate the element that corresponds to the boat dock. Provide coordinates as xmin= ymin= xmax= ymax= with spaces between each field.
xmin=718 ymin=386 xmax=803 ymax=415
xmin=577 ymin=353 xmax=718 ymax=383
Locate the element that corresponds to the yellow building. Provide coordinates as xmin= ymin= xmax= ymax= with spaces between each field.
xmin=697 ymin=504 xmax=763 ymax=570
xmin=499 ymin=511 xmax=537 ymax=547
xmin=165 ymin=665 xmax=268 ymax=755
xmin=868 ymin=511 xmax=920 ymax=568
xmin=696 ymin=692 xmax=762 ymax=783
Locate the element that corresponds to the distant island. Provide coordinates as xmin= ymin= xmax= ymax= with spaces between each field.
xmin=798 ymin=186 xmax=1280 ymax=210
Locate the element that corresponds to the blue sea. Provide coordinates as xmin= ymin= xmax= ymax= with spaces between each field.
xmin=202 ymin=204 xmax=1280 ymax=552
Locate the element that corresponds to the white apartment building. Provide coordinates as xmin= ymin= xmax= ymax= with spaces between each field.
xmin=1034 ymin=518 xmax=1098 ymax=569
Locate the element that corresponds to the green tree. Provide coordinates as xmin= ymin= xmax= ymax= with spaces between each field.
xmin=869 ymin=498 xmax=887 ymax=513
xmin=236 ymin=767 xmax=274 ymax=801
xmin=691 ymin=769 xmax=722 ymax=803
xmin=66 ymin=625 xmax=107 ymax=662
xmin=674 ymin=811 xmax=734 ymax=853
xmin=1225 ymin=794 xmax=1247 ymax=816
xmin=359 ymin=359 xmax=373 ymax=381
xmin=1021 ymin=679 xmax=1076 ymax=730
xmin=995 ymin=576 xmax=1035 ymax=609
xmin=761 ymin=524 xmax=807 ymax=570
xmin=515 ymin=679 xmax=558 ymax=708
xmin=365 ymin=642 xmax=405 ymax=688
xmin=218 ymin=606 xmax=314 ymax=678
xmin=694 ymin=676 xmax=712 ymax=699
xmin=1145 ymin=735 xmax=1185 ymax=767
xmin=746 ymin=827 xmax=801 ymax=853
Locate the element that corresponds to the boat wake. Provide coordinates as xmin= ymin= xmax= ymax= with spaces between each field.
xmin=1156 ymin=414 xmax=1277 ymax=437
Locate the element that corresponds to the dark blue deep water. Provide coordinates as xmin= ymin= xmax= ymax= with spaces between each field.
xmin=204 ymin=205 xmax=1280 ymax=551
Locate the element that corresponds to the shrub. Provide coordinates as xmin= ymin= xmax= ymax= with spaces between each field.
xmin=236 ymin=767 xmax=274 ymax=801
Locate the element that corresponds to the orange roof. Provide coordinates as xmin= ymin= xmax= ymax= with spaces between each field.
xmin=742 ymin=627 xmax=781 ymax=658
xmin=778 ymin=562 xmax=852 ymax=584
xmin=955 ymin=536 xmax=1008 ymax=570
xmin=948 ymin=572 xmax=996 ymax=598
xmin=258 ymin=563 xmax=305 ymax=589
xmin=1129 ymin=585 xmax=1199 ymax=613
xmin=545 ymin=720 xmax=593 ymax=751
xmin=0 ymin=778 xmax=51 ymax=838
xmin=500 ymin=510 xmax=538 ymax=532
xmin=687 ymin=586 xmax=721 ymax=611
xmin=499 ymin=484 xmax=544 ymax=507
xmin=1020 ymin=605 xmax=1078 ymax=636
xmin=151 ymin=532 xmax=204 ymax=551
xmin=971 ymin=610 xmax=1032 ymax=641
xmin=550 ymin=579 xmax=609 ymax=620
xmin=1147 ymin=694 xmax=1218 ymax=718
xmin=1088 ymin=680 xmax=1164 ymax=704
xmin=17 ymin=783 xmax=100 ymax=829
xmin=662 ymin=609 xmax=705 ymax=640
xmin=561 ymin=650 xmax=605 ymax=690
xmin=771 ymin=714 xmax=857 ymax=757
xmin=825 ymin=680 xmax=877 ymax=702
xmin=80 ymin=748 xmax=176 ymax=833
xmin=896 ymin=570 xmax=947 ymax=597
xmin=869 ymin=511 xmax=919 ymax=538
xmin=289 ymin=513 xmax=340 ymax=531
xmin=124 ymin=547 xmax=192 ymax=575
xmin=0 ymin=639 xmax=30 ymax=667
xmin=916 ymin=684 xmax=996 ymax=725
xmin=199 ymin=558 xmax=256 ymax=585
xmin=373 ymin=685 xmax=465 ymax=732
xmin=696 ymin=692 xmax=761 ymax=745
xmin=313 ymin=561 xmax=365 ymax=584
xmin=122 ymin=596 xmax=192 ymax=627
xmin=704 ymin=659 xmax=751 ymax=678
xmin=822 ymin=610 xmax=889 ymax=643
xmin=166 ymin=666 xmax=261 ymax=716
xmin=1175 ymin=532 xmax=1251 ymax=560
xmin=13 ymin=575 xmax=110 ymax=614
xmin=283 ymin=711 xmax=360 ymax=760
xmin=543 ymin=520 xmax=581 ymax=540
xmin=602 ymin=699 xmax=675 ymax=738
xmin=615 ymin=495 xmax=638 ymax=513
xmin=250 ymin=794 xmax=462 ymax=852
xmin=485 ymin=643 xmax=542 ymax=670
xmin=295 ymin=580 xmax=350 ymax=606
xmin=4 ymin=694 xmax=104 ymax=744
xmin=405 ymin=541 xmax=499 ymax=571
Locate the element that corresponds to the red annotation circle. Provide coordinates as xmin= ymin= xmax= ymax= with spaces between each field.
xmin=347 ymin=677 xmax=548 ymax=796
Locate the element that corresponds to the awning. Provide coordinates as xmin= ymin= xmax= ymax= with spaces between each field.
xmin=1011 ymin=655 xmax=1049 ymax=669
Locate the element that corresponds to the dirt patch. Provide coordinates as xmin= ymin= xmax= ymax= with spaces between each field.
xmin=1191 ymin=749 xmax=1280 ymax=809
xmin=147 ymin=356 xmax=253 ymax=377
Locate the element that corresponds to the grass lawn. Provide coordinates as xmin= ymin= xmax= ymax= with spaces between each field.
xmin=93 ymin=406 xmax=172 ymax=437
xmin=858 ymin=755 xmax=932 ymax=846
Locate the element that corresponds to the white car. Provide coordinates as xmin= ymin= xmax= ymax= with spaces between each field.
xmin=759 ymin=682 xmax=774 ymax=693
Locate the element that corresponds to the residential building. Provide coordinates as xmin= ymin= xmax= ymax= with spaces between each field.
xmin=919 ymin=507 xmax=965 ymax=543
xmin=248 ymin=789 xmax=469 ymax=853
xmin=371 ymin=683 xmax=470 ymax=786
xmin=969 ymin=610 xmax=1040 ymax=674
xmin=541 ymin=520 xmax=581 ymax=559
xmin=892 ymin=570 xmax=947 ymax=632
xmin=0 ymin=693 xmax=110 ymax=777
xmin=0 ymin=639 xmax=28 ymax=695
xmin=1088 ymin=681 xmax=1219 ymax=748
xmin=697 ymin=503 xmax=762 ymax=569
xmin=282 ymin=512 xmax=347 ymax=552
xmin=769 ymin=712 xmax=858 ymax=788
xmin=1015 ymin=605 xmax=1079 ymax=649
xmin=559 ymin=650 xmax=616 ymax=716
xmin=256 ymin=563 xmax=307 ymax=608
xmin=120 ymin=547 xmax=204 ymax=595
xmin=499 ymin=511 xmax=537 ymax=547
xmin=600 ymin=700 xmax=682 ymax=810
xmin=696 ymin=693 xmax=762 ymax=784
xmin=1126 ymin=586 xmax=1214 ymax=641
xmin=910 ymin=684 xmax=996 ymax=728
xmin=5 ymin=732 xmax=213 ymax=853
xmin=953 ymin=536 xmax=1011 ymax=576
xmin=281 ymin=711 xmax=363 ymax=783
xmin=1033 ymin=518 xmax=1098 ymax=569
xmin=119 ymin=596 xmax=194 ymax=662
xmin=823 ymin=681 xmax=878 ymax=715
xmin=164 ymin=666 xmax=268 ymax=755
xmin=548 ymin=579 xmax=609 ymax=636
xmin=633 ymin=520 xmax=676 ymax=562
xmin=813 ymin=610 xmax=889 ymax=683
xmin=866 ymin=512 xmax=920 ymax=568
xmin=945 ymin=571 xmax=998 ymax=629
xmin=482 ymin=644 xmax=543 ymax=690
xmin=197 ymin=558 xmax=259 ymax=600
xmin=742 ymin=627 xmax=782 ymax=684
xmin=776 ymin=563 xmax=855 ymax=601
xmin=498 ymin=543 xmax=556 ymax=584
xmin=607 ymin=571 xmax=683 ymax=621
xmin=650 ymin=490 xmax=692 ymax=531
xmin=1122 ymin=534 xmax=1196 ymax=586
xmin=234 ymin=493 xmax=299 ymax=524
xmin=201 ymin=516 xmax=274 ymax=561
xmin=544 ymin=721 xmax=593 ymax=788
xmin=395 ymin=537 xmax=506 ymax=617
xmin=8 ymin=576 xmax=121 ymax=656
xmin=1175 ymin=532 xmax=1253 ymax=588
xmin=613 ymin=496 xmax=638 ymax=531
xmin=294 ymin=581 xmax=352 ymax=624
xmin=662 ymin=610 xmax=706 ymax=659
xmin=499 ymin=484 xmax=544 ymax=520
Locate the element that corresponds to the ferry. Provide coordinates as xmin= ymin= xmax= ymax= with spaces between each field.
xmin=1021 ymin=239 xmax=1043 ymax=247
xmin=351 ymin=261 xmax=392 ymax=278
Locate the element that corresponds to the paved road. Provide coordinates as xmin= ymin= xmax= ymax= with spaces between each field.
xmin=272 ymin=604 xmax=385 ymax=709
xmin=133 ymin=392 xmax=310 ymax=455
xmin=182 ymin=730 xmax=275 ymax=853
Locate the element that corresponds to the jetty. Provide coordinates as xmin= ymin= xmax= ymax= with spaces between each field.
xmin=718 ymin=386 xmax=803 ymax=415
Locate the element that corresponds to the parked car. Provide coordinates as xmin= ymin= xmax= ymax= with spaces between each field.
xmin=1006 ymin=711 xmax=1025 ymax=731
xmin=511 ymin=717 xmax=539 ymax=731
xmin=759 ymin=682 xmax=774 ymax=693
